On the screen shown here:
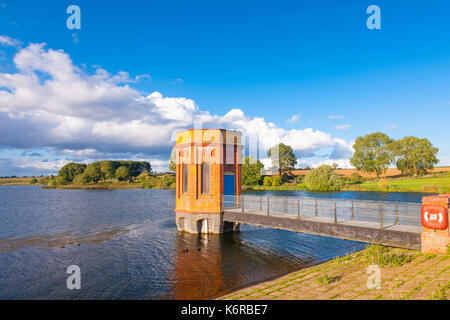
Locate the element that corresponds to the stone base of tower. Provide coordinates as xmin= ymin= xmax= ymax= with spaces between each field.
xmin=175 ymin=212 xmax=240 ymax=234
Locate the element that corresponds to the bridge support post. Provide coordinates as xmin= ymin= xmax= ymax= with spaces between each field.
xmin=421 ymin=194 xmax=450 ymax=254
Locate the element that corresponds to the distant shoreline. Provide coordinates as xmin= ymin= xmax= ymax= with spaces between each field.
xmin=41 ymin=184 xmax=174 ymax=190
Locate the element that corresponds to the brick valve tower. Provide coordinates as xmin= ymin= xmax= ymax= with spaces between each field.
xmin=174 ymin=129 xmax=242 ymax=234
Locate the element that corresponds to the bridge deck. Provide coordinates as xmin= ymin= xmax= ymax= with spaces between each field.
xmin=223 ymin=208 xmax=422 ymax=250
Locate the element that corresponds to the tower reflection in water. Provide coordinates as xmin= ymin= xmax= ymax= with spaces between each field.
xmin=167 ymin=230 xmax=312 ymax=300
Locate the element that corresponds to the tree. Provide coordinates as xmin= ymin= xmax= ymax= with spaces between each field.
xmin=241 ymin=156 xmax=264 ymax=186
xmin=99 ymin=161 xmax=116 ymax=180
xmin=83 ymin=162 xmax=103 ymax=183
xmin=391 ymin=136 xmax=439 ymax=176
xmin=115 ymin=166 xmax=130 ymax=181
xmin=115 ymin=161 xmax=151 ymax=177
xmin=58 ymin=163 xmax=87 ymax=182
xmin=168 ymin=149 xmax=176 ymax=172
xmin=350 ymin=132 xmax=393 ymax=179
xmin=305 ymin=165 xmax=343 ymax=191
xmin=268 ymin=143 xmax=297 ymax=176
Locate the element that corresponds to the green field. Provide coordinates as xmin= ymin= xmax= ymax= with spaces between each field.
xmin=342 ymin=176 xmax=450 ymax=193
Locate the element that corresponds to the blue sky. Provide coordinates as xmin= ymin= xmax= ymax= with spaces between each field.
xmin=0 ymin=0 xmax=449 ymax=175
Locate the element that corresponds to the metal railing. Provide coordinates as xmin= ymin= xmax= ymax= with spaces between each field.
xmin=221 ymin=194 xmax=422 ymax=229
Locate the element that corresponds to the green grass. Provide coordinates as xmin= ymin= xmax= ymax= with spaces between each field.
xmin=364 ymin=244 xmax=414 ymax=267
xmin=431 ymin=285 xmax=448 ymax=300
xmin=317 ymin=274 xmax=341 ymax=285
xmin=242 ymin=183 xmax=307 ymax=191
xmin=343 ymin=176 xmax=450 ymax=193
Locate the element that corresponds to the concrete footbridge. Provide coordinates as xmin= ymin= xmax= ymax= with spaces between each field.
xmin=173 ymin=128 xmax=450 ymax=254
xmin=222 ymin=194 xmax=422 ymax=250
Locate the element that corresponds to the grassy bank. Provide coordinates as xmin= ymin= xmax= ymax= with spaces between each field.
xmin=243 ymin=173 xmax=450 ymax=193
xmin=0 ymin=177 xmax=36 ymax=185
xmin=219 ymin=244 xmax=450 ymax=300
xmin=42 ymin=182 xmax=175 ymax=190
xmin=243 ymin=184 xmax=307 ymax=191
xmin=342 ymin=176 xmax=450 ymax=193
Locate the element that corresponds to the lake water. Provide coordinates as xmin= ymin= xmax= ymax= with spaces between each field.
xmin=0 ymin=186 xmax=429 ymax=299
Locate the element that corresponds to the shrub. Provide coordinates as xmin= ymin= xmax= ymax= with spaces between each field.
xmin=293 ymin=175 xmax=305 ymax=184
xmin=159 ymin=174 xmax=176 ymax=189
xmin=136 ymin=171 xmax=152 ymax=181
xmin=378 ymin=179 xmax=388 ymax=190
xmin=349 ymin=173 xmax=363 ymax=184
xmin=365 ymin=244 xmax=413 ymax=267
xmin=305 ymin=165 xmax=343 ymax=191
xmin=47 ymin=177 xmax=57 ymax=186
xmin=263 ymin=176 xmax=272 ymax=186
xmin=30 ymin=178 xmax=38 ymax=184
xmin=55 ymin=175 xmax=67 ymax=185
xmin=271 ymin=175 xmax=282 ymax=186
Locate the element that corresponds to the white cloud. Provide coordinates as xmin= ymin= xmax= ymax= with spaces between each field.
xmin=288 ymin=113 xmax=301 ymax=123
xmin=385 ymin=124 xmax=398 ymax=129
xmin=0 ymin=36 xmax=356 ymax=174
xmin=297 ymin=158 xmax=352 ymax=169
xmin=334 ymin=124 xmax=351 ymax=131
xmin=328 ymin=115 xmax=344 ymax=119
xmin=0 ymin=35 xmax=21 ymax=47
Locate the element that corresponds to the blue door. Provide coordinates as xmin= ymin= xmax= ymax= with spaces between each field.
xmin=223 ymin=174 xmax=235 ymax=208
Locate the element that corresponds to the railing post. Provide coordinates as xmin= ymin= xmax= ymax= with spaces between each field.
xmin=297 ymin=199 xmax=300 ymax=220
xmin=395 ymin=202 xmax=399 ymax=225
xmin=351 ymin=200 xmax=354 ymax=220
xmin=267 ymin=196 xmax=270 ymax=216
xmin=379 ymin=204 xmax=383 ymax=230
xmin=242 ymin=195 xmax=245 ymax=213
xmin=285 ymin=197 xmax=289 ymax=213
xmin=334 ymin=201 xmax=337 ymax=223
xmin=260 ymin=196 xmax=263 ymax=211
xmin=315 ymin=200 xmax=318 ymax=217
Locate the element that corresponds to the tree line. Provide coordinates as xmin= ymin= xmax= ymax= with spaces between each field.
xmin=241 ymin=133 xmax=439 ymax=191
xmin=50 ymin=160 xmax=152 ymax=185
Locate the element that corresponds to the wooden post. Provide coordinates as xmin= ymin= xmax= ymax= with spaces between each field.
xmin=297 ymin=199 xmax=300 ymax=220
xmin=379 ymin=205 xmax=383 ymax=230
xmin=351 ymin=200 xmax=354 ymax=220
xmin=395 ymin=202 xmax=399 ymax=225
xmin=315 ymin=200 xmax=318 ymax=217
xmin=242 ymin=195 xmax=245 ymax=213
xmin=334 ymin=201 xmax=337 ymax=223
xmin=260 ymin=196 xmax=263 ymax=211
xmin=267 ymin=196 xmax=270 ymax=216
xmin=285 ymin=197 xmax=289 ymax=213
